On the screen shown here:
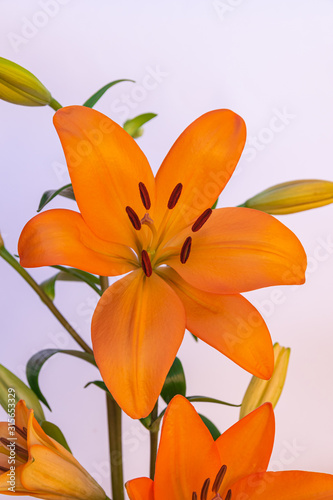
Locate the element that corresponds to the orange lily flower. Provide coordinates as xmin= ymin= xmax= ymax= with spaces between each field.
xmin=126 ymin=396 xmax=333 ymax=500
xmin=18 ymin=106 xmax=307 ymax=418
xmin=0 ymin=400 xmax=106 ymax=499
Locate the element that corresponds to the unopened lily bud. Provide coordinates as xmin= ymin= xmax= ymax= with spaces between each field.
xmin=0 ymin=401 xmax=106 ymax=500
xmin=0 ymin=57 xmax=52 ymax=107
xmin=0 ymin=364 xmax=45 ymax=423
xmin=0 ymin=232 xmax=4 ymax=249
xmin=242 ymin=180 xmax=333 ymax=214
xmin=240 ymin=343 xmax=290 ymax=419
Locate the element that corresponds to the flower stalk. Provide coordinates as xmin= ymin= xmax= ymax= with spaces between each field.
xmin=0 ymin=245 xmax=92 ymax=354
xmin=100 ymin=275 xmax=124 ymax=500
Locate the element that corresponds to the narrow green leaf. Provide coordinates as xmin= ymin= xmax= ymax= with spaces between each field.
xmin=187 ymin=396 xmax=241 ymax=408
xmin=83 ymin=79 xmax=134 ymax=108
xmin=160 ymin=357 xmax=186 ymax=404
xmin=42 ymin=266 xmax=101 ymax=300
xmin=37 ymin=184 xmax=75 ymax=212
xmin=26 ymin=349 xmax=96 ymax=410
xmin=84 ymin=380 xmax=109 ymax=392
xmin=41 ymin=421 xmax=72 ymax=452
xmin=199 ymin=414 xmax=221 ymax=440
xmin=123 ymin=113 xmax=157 ymax=138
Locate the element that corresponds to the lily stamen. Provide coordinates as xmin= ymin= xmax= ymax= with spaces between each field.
xmin=180 ymin=236 xmax=192 ymax=264
xmin=139 ymin=182 xmax=151 ymax=210
xmin=141 ymin=250 xmax=152 ymax=277
xmin=126 ymin=206 xmax=142 ymax=230
xmin=225 ymin=490 xmax=232 ymax=500
xmin=0 ymin=465 xmax=9 ymax=472
xmin=0 ymin=437 xmax=28 ymax=461
xmin=168 ymin=183 xmax=183 ymax=209
xmin=212 ymin=465 xmax=227 ymax=494
xmin=192 ymin=493 xmax=198 ymax=500
xmin=192 ymin=208 xmax=212 ymax=232
xmin=200 ymin=478 xmax=210 ymax=500
xmin=14 ymin=425 xmax=28 ymax=440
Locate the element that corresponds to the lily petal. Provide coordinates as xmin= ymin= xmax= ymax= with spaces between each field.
xmin=126 ymin=477 xmax=154 ymax=500
xmin=154 ymin=110 xmax=246 ymax=237
xmin=154 ymin=395 xmax=221 ymax=500
xmin=21 ymin=445 xmax=105 ymax=500
xmin=91 ymin=270 xmax=186 ymax=419
xmin=19 ymin=209 xmax=136 ymax=276
xmin=158 ymin=268 xmax=273 ymax=379
xmin=231 ymin=470 xmax=333 ymax=499
xmin=215 ymin=403 xmax=275 ymax=495
xmin=53 ymin=106 xmax=155 ymax=247
xmin=167 ymin=207 xmax=307 ymax=294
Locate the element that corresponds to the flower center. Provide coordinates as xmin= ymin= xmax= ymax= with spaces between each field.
xmin=125 ymin=182 xmax=213 ymax=276
xmin=192 ymin=465 xmax=232 ymax=500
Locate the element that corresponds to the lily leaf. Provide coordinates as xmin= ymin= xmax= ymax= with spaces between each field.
xmin=123 ymin=113 xmax=157 ymax=138
xmin=160 ymin=357 xmax=186 ymax=404
xmin=41 ymin=421 xmax=72 ymax=453
xmin=37 ymin=184 xmax=75 ymax=212
xmin=83 ymin=79 xmax=134 ymax=108
xmin=186 ymin=395 xmax=241 ymax=408
xmin=26 ymin=349 xmax=96 ymax=410
xmin=199 ymin=414 xmax=221 ymax=440
xmin=84 ymin=380 xmax=109 ymax=392
xmin=41 ymin=267 xmax=101 ymax=300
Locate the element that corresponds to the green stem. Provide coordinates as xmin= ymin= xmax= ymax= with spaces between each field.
xmin=49 ymin=97 xmax=62 ymax=111
xmin=149 ymin=401 xmax=159 ymax=480
xmin=100 ymin=276 xmax=124 ymax=500
xmin=106 ymin=394 xmax=124 ymax=500
xmin=0 ymin=246 xmax=93 ymax=354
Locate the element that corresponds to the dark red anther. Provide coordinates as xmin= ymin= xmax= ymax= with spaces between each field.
xmin=14 ymin=425 xmax=27 ymax=440
xmin=139 ymin=182 xmax=151 ymax=210
xmin=141 ymin=250 xmax=152 ymax=277
xmin=192 ymin=493 xmax=198 ymax=500
xmin=180 ymin=237 xmax=192 ymax=264
xmin=0 ymin=465 xmax=9 ymax=472
xmin=225 ymin=490 xmax=232 ymax=500
xmin=126 ymin=206 xmax=141 ymax=230
xmin=212 ymin=465 xmax=227 ymax=494
xmin=192 ymin=208 xmax=212 ymax=232
xmin=200 ymin=478 xmax=210 ymax=500
xmin=168 ymin=183 xmax=183 ymax=209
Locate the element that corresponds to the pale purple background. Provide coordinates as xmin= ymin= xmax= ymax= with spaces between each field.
xmin=1 ymin=0 xmax=333 ymax=497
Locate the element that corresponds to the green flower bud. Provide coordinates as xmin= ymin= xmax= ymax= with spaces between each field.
xmin=0 ymin=57 xmax=52 ymax=107
xmin=243 ymin=180 xmax=333 ymax=214
xmin=0 ymin=364 xmax=45 ymax=422
xmin=240 ymin=343 xmax=290 ymax=419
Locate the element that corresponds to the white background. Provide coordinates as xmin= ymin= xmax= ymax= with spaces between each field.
xmin=1 ymin=0 xmax=333 ymax=497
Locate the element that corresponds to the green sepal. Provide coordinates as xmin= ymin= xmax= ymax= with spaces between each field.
xmin=41 ymin=421 xmax=72 ymax=453
xmin=160 ymin=357 xmax=186 ymax=404
xmin=26 ymin=349 xmax=96 ymax=410
xmin=41 ymin=267 xmax=101 ymax=300
xmin=83 ymin=79 xmax=134 ymax=108
xmin=37 ymin=184 xmax=75 ymax=212
xmin=123 ymin=113 xmax=157 ymax=138
xmin=211 ymin=199 xmax=219 ymax=209
xmin=198 ymin=414 xmax=221 ymax=440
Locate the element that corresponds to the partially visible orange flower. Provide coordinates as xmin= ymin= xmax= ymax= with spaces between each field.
xmin=18 ymin=106 xmax=307 ymax=418
xmin=126 ymin=396 xmax=333 ymax=500
xmin=0 ymin=400 xmax=105 ymax=499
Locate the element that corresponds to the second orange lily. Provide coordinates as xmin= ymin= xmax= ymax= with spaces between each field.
xmin=18 ymin=106 xmax=307 ymax=418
